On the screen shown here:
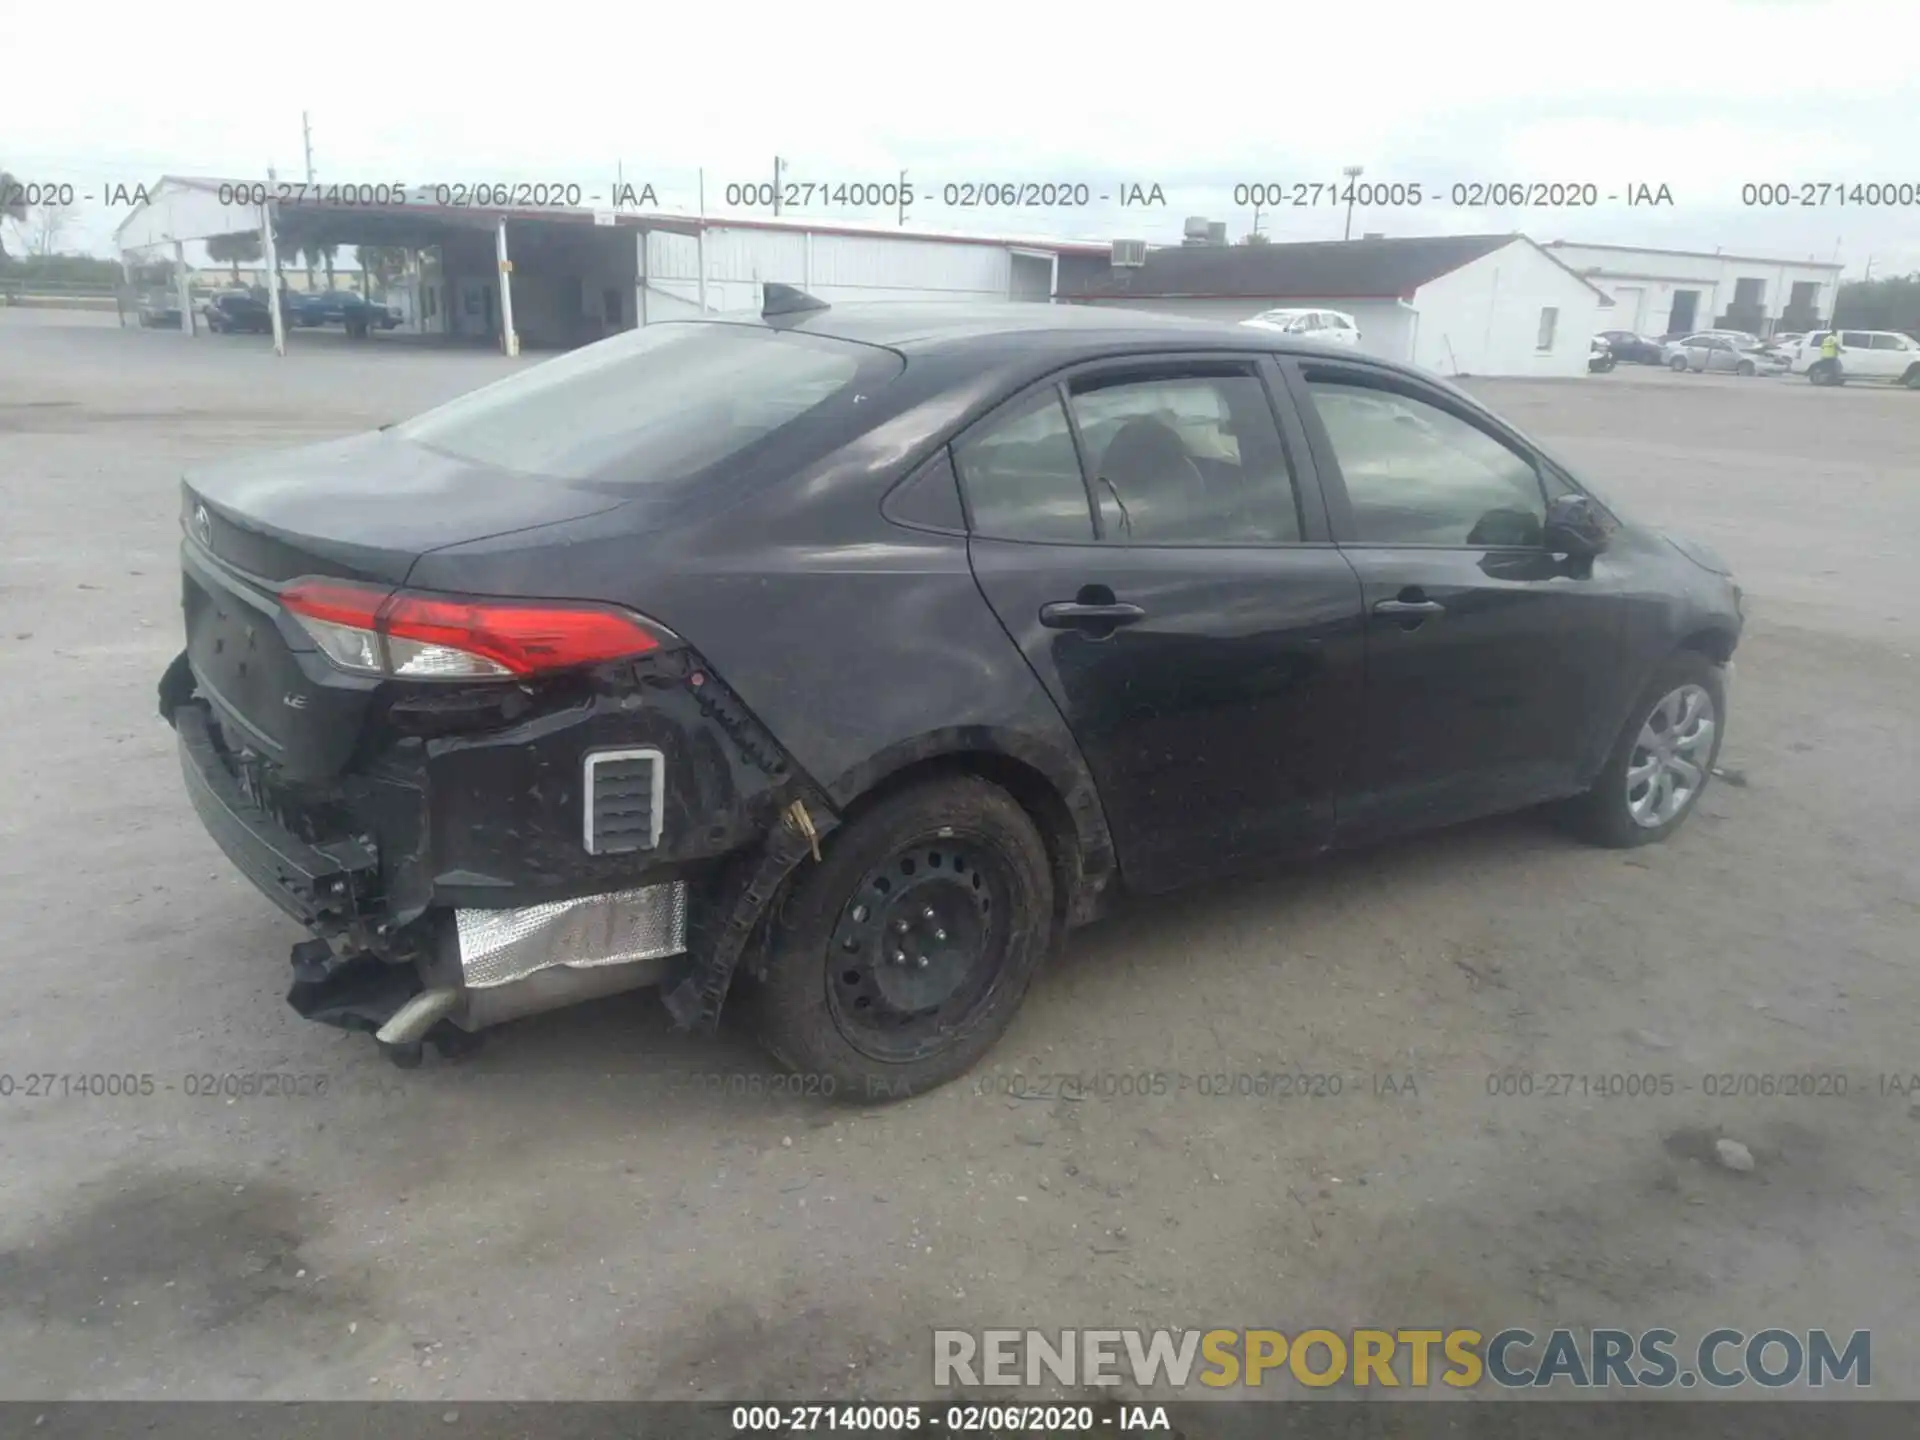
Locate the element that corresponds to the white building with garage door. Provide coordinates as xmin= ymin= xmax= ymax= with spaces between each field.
xmin=1059 ymin=233 xmax=1610 ymax=378
xmin=1542 ymin=241 xmax=1842 ymax=339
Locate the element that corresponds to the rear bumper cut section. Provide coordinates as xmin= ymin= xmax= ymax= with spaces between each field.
xmin=161 ymin=638 xmax=834 ymax=1053
xmin=174 ymin=691 xmax=693 ymax=1033
xmin=175 ymin=701 xmax=377 ymax=931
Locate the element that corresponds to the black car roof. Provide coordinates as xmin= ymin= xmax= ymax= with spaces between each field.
xmin=696 ymin=301 xmax=1320 ymax=357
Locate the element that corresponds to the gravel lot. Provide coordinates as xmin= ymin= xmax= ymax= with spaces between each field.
xmin=2 ymin=313 xmax=1917 ymax=1405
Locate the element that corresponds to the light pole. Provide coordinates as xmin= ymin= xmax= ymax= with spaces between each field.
xmin=1342 ymin=165 xmax=1364 ymax=240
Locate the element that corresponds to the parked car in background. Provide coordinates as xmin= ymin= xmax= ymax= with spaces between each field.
xmin=1240 ymin=308 xmax=1362 ymax=344
xmin=292 ymin=290 xmax=401 ymax=331
xmin=1588 ymin=336 xmax=1616 ymax=373
xmin=1664 ymin=334 xmax=1769 ymax=376
xmin=158 ymin=295 xmax=1743 ymax=1093
xmin=137 ymin=293 xmax=183 ymax=328
xmin=1659 ymin=328 xmax=1759 ymax=350
xmin=1792 ymin=330 xmax=1920 ymax=388
xmin=204 ymin=291 xmax=293 ymax=334
xmin=1596 ymin=330 xmax=1664 ymax=365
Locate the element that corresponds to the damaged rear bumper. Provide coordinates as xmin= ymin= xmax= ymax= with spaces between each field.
xmin=175 ymin=699 xmax=379 ymax=934
xmin=160 ymin=646 xmax=835 ymax=1058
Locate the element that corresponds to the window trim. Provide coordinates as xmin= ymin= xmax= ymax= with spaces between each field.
xmin=949 ymin=385 xmax=1100 ymax=545
xmin=946 ymin=350 xmax=1333 ymax=549
xmin=880 ymin=447 xmax=970 ymax=536
xmin=1278 ymin=356 xmax=1559 ymax=552
xmin=1059 ymin=353 xmax=1317 ymax=548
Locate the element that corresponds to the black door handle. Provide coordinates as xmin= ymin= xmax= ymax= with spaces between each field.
xmin=1039 ymin=601 xmax=1146 ymax=629
xmin=1373 ymin=599 xmax=1446 ymax=615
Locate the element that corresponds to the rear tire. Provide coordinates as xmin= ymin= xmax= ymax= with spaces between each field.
xmin=749 ymin=776 xmax=1055 ymax=1101
xmin=1560 ymin=651 xmax=1726 ymax=849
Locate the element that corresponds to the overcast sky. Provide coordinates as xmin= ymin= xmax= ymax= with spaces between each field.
xmin=5 ymin=0 xmax=1917 ymax=276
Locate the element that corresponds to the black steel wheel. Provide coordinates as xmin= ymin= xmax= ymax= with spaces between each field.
xmin=749 ymin=775 xmax=1055 ymax=1100
xmin=826 ymin=835 xmax=1013 ymax=1064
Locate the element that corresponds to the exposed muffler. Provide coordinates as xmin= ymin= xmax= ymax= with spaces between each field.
xmin=371 ymin=881 xmax=691 ymax=1067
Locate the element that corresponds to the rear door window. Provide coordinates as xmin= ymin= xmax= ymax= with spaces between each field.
xmin=394 ymin=322 xmax=900 ymax=485
xmin=1067 ymin=369 xmax=1302 ymax=544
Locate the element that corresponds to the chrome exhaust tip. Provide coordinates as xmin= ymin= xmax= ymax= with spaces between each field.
xmin=374 ymin=986 xmax=463 ymax=1068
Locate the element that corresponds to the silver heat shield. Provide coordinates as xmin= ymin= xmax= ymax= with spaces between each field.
xmin=455 ymin=883 xmax=689 ymax=989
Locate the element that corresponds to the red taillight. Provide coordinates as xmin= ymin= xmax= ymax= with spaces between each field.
xmin=282 ymin=579 xmax=669 ymax=680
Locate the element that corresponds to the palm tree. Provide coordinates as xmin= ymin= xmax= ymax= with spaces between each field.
xmin=0 ymin=169 xmax=27 ymax=260
xmin=358 ymin=245 xmax=410 ymax=294
xmin=286 ymin=239 xmax=339 ymax=290
xmin=205 ymin=231 xmax=264 ymax=284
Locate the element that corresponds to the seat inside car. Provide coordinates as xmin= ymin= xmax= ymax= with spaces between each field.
xmin=1092 ymin=416 xmax=1206 ymax=540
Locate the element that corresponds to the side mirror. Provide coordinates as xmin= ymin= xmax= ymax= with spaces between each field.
xmin=1543 ymin=493 xmax=1610 ymax=557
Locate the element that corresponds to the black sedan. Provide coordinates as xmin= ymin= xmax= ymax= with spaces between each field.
xmin=1597 ymin=330 xmax=1665 ymax=365
xmin=291 ymin=289 xmax=401 ymax=332
xmin=158 ymin=292 xmax=1744 ymax=1097
xmin=204 ymin=291 xmax=291 ymax=333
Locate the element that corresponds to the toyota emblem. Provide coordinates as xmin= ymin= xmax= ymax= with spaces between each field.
xmin=192 ymin=503 xmax=213 ymax=546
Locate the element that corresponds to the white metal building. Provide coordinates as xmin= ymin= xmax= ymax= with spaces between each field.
xmin=636 ymin=215 xmax=1091 ymax=316
xmin=1060 ymin=233 xmax=1611 ymax=378
xmin=1542 ymin=241 xmax=1842 ymax=339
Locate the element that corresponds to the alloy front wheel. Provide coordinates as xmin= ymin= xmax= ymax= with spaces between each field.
xmin=1625 ymin=683 xmax=1716 ymax=828
xmin=1560 ymin=651 xmax=1727 ymax=848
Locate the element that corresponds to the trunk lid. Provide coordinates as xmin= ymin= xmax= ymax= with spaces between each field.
xmin=183 ymin=430 xmax=627 ymax=584
xmin=179 ymin=430 xmax=629 ymax=780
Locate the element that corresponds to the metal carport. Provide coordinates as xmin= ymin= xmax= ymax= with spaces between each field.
xmin=114 ymin=178 xmax=711 ymax=357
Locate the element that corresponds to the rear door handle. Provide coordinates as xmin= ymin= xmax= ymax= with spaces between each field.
xmin=1039 ymin=601 xmax=1146 ymax=629
xmin=1373 ymin=599 xmax=1446 ymax=615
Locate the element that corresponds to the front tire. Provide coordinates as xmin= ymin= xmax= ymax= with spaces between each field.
xmin=1737 ymin=360 xmax=1756 ymax=377
xmin=1562 ymin=652 xmax=1726 ymax=848
xmin=1669 ymin=355 xmax=1688 ymax=372
xmin=750 ymin=775 xmax=1056 ymax=1100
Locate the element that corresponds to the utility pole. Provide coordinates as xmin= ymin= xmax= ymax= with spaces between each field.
xmin=299 ymin=114 xmax=317 ymax=290
xmin=1251 ymin=202 xmax=1263 ymax=241
xmin=898 ymin=169 xmax=909 ymax=228
xmin=773 ymin=156 xmax=783 ymax=216
xmin=1342 ymin=164 xmax=1364 ymax=241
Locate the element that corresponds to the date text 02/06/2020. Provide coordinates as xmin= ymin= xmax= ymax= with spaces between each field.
xmin=209 ymin=180 xmax=660 ymax=209
xmin=1230 ymin=180 xmax=1676 ymax=208
xmin=728 ymin=1403 xmax=1171 ymax=1433
xmin=721 ymin=180 xmax=1170 ymax=209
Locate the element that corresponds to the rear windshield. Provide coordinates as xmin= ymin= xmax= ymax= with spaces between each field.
xmin=394 ymin=322 xmax=900 ymax=484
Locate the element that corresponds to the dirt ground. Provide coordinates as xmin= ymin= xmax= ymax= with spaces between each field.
xmin=2 ymin=314 xmax=1917 ymax=1405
